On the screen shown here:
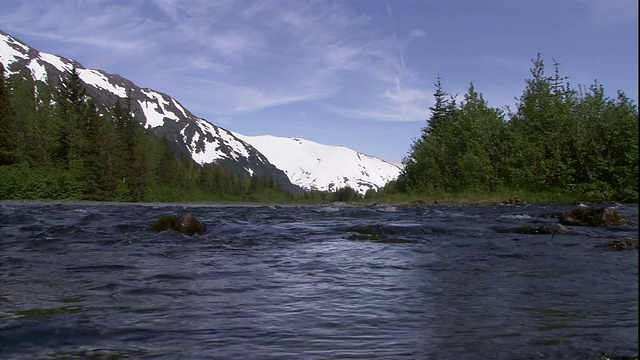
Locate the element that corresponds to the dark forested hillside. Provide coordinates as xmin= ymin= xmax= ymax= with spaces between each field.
xmin=0 ymin=29 xmax=298 ymax=196
xmin=0 ymin=64 xmax=292 ymax=202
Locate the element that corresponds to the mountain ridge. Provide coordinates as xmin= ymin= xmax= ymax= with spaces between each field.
xmin=1 ymin=29 xmax=400 ymax=194
xmin=235 ymin=134 xmax=401 ymax=194
xmin=0 ymin=29 xmax=297 ymax=192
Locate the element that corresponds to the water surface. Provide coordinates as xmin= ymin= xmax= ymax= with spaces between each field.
xmin=1 ymin=202 xmax=637 ymax=359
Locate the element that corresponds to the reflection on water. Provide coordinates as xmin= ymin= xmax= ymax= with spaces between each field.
xmin=0 ymin=202 xmax=638 ymax=359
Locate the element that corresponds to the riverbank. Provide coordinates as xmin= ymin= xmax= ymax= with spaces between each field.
xmin=360 ymin=188 xmax=631 ymax=207
xmin=1 ymin=195 xmax=632 ymax=209
xmin=2 ymin=186 xmax=636 ymax=207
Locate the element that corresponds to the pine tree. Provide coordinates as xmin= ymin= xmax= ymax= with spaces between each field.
xmin=79 ymin=98 xmax=117 ymax=200
xmin=401 ymin=75 xmax=460 ymax=193
xmin=8 ymin=72 xmax=57 ymax=166
xmin=155 ymin=134 xmax=182 ymax=188
xmin=0 ymin=63 xmax=20 ymax=165
xmin=52 ymin=64 xmax=120 ymax=199
xmin=421 ymin=74 xmax=457 ymax=139
xmin=54 ymin=64 xmax=88 ymax=172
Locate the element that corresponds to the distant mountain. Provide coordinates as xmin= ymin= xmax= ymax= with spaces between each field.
xmin=0 ymin=29 xmax=296 ymax=192
xmin=1 ymin=29 xmax=400 ymax=195
xmin=234 ymin=135 xmax=401 ymax=194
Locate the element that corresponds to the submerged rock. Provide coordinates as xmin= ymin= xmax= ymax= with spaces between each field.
xmin=491 ymin=224 xmax=569 ymax=236
xmin=558 ymin=207 xmax=628 ymax=227
xmin=347 ymin=224 xmax=417 ymax=244
xmin=596 ymin=238 xmax=638 ymax=251
xmin=347 ymin=234 xmax=417 ymax=244
xmin=150 ymin=214 xmax=206 ymax=235
xmin=598 ymin=352 xmax=639 ymax=360
xmin=515 ymin=224 xmax=569 ymax=235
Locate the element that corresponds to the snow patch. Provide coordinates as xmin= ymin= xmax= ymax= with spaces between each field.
xmin=38 ymin=53 xmax=72 ymax=72
xmin=182 ymin=119 xmax=254 ymax=165
xmin=27 ymin=58 xmax=48 ymax=82
xmin=78 ymin=68 xmax=127 ymax=97
xmin=217 ymin=127 xmax=250 ymax=160
xmin=187 ymin=119 xmax=224 ymax=164
xmin=0 ymin=33 xmax=29 ymax=67
xmin=173 ymin=99 xmax=188 ymax=117
xmin=139 ymin=99 xmax=166 ymax=128
xmin=138 ymin=89 xmax=183 ymax=128
xmin=142 ymin=89 xmax=180 ymax=122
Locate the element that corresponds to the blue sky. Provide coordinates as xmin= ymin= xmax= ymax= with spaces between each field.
xmin=1 ymin=0 xmax=637 ymax=165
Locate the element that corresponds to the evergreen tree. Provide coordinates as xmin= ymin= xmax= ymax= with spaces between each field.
xmin=422 ymin=75 xmax=455 ymax=139
xmin=454 ymin=83 xmax=505 ymax=190
xmin=401 ymin=75 xmax=462 ymax=193
xmin=333 ymin=186 xmax=359 ymax=202
xmin=9 ymin=72 xmax=56 ymax=166
xmin=111 ymin=96 xmax=141 ymax=200
xmin=0 ymin=63 xmax=20 ymax=165
xmin=78 ymin=98 xmax=116 ymax=200
xmin=53 ymin=64 xmax=88 ymax=172
xmin=155 ymin=134 xmax=182 ymax=188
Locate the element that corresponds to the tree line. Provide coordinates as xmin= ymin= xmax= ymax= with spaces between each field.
xmin=0 ymin=64 xmax=286 ymax=202
xmin=385 ymin=55 xmax=638 ymax=202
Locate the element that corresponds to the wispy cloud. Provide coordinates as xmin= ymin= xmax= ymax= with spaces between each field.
xmin=410 ymin=29 xmax=427 ymax=38
xmin=208 ymin=29 xmax=265 ymax=58
xmin=0 ymin=1 xmax=162 ymax=54
xmin=575 ymin=0 xmax=638 ymax=25
xmin=170 ymin=75 xmax=334 ymax=115
xmin=183 ymin=55 xmax=229 ymax=73
xmin=481 ymin=55 xmax=532 ymax=71
xmin=327 ymin=77 xmax=431 ymax=122
xmin=0 ymin=0 xmax=432 ymax=119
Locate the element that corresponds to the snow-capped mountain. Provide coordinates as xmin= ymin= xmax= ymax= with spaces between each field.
xmin=1 ymin=29 xmax=400 ymax=195
xmin=0 ymin=29 xmax=296 ymax=191
xmin=234 ymin=135 xmax=401 ymax=194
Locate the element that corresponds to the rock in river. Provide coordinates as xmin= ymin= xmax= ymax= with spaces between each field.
xmin=596 ymin=238 xmax=639 ymax=251
xmin=558 ymin=207 xmax=628 ymax=227
xmin=491 ymin=224 xmax=569 ymax=236
xmin=151 ymin=214 xmax=206 ymax=235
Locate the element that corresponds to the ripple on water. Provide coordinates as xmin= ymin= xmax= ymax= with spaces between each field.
xmin=0 ymin=202 xmax=637 ymax=359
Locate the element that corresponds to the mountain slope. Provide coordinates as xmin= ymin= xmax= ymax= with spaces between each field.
xmin=234 ymin=134 xmax=401 ymax=194
xmin=0 ymin=29 xmax=296 ymax=192
xmin=1 ymin=29 xmax=400 ymax=195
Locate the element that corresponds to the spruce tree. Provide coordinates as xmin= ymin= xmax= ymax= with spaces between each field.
xmin=54 ymin=64 xmax=87 ymax=171
xmin=79 ymin=98 xmax=116 ymax=200
xmin=0 ymin=63 xmax=19 ymax=165
xmin=422 ymin=75 xmax=456 ymax=139
xmin=9 ymin=72 xmax=57 ymax=166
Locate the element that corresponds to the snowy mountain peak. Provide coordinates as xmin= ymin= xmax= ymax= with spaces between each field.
xmin=234 ymin=134 xmax=401 ymax=194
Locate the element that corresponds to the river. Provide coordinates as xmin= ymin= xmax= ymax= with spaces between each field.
xmin=0 ymin=201 xmax=637 ymax=359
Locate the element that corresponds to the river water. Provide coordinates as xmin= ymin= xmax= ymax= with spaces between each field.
xmin=0 ymin=201 xmax=637 ymax=359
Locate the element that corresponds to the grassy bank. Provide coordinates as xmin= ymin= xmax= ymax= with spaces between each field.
xmin=359 ymin=189 xmax=617 ymax=207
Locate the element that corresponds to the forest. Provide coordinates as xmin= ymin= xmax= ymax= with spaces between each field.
xmin=375 ymin=55 xmax=638 ymax=203
xmin=0 ymin=64 xmax=290 ymax=203
xmin=1 ymin=55 xmax=638 ymax=204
